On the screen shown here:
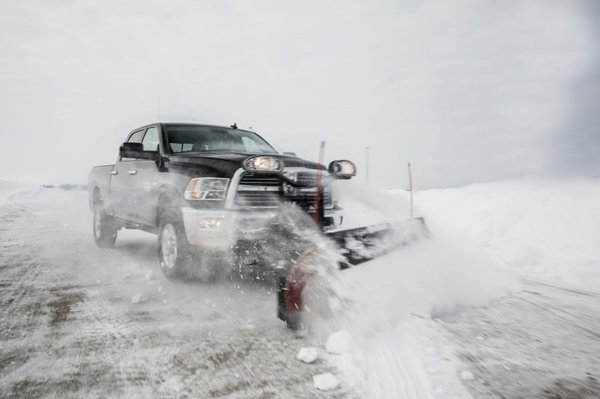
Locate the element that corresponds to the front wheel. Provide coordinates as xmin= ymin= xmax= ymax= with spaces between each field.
xmin=158 ymin=211 xmax=192 ymax=279
xmin=93 ymin=207 xmax=118 ymax=248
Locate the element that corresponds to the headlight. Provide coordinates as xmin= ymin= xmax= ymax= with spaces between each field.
xmin=243 ymin=156 xmax=283 ymax=172
xmin=328 ymin=160 xmax=356 ymax=179
xmin=184 ymin=178 xmax=230 ymax=200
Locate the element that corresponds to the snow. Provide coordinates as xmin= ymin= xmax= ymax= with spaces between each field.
xmin=413 ymin=175 xmax=600 ymax=292
xmin=1 ymin=176 xmax=598 ymax=398
xmin=318 ymin=185 xmax=519 ymax=398
xmin=297 ymin=347 xmax=319 ymax=364
xmin=325 ymin=330 xmax=353 ymax=355
xmin=318 ymin=175 xmax=599 ymax=398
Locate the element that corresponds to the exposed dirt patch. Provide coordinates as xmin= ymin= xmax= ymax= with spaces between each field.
xmin=0 ymin=350 xmax=31 ymax=374
xmin=208 ymin=378 xmax=268 ymax=398
xmin=5 ymin=362 xmax=122 ymax=399
xmin=69 ymin=333 xmax=122 ymax=353
xmin=47 ymin=292 xmax=85 ymax=325
xmin=208 ymin=342 xmax=254 ymax=366
xmin=171 ymin=353 xmax=209 ymax=375
xmin=540 ymin=375 xmax=600 ymax=399
xmin=127 ymin=310 xmax=155 ymax=323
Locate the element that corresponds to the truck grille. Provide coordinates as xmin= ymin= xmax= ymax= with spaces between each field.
xmin=235 ymin=192 xmax=281 ymax=207
xmin=234 ymin=172 xmax=331 ymax=209
xmin=296 ymin=172 xmax=318 ymax=186
xmin=235 ymin=173 xmax=281 ymax=208
xmin=238 ymin=174 xmax=280 ymax=186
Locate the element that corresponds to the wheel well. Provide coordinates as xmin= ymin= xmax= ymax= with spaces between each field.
xmin=92 ymin=187 xmax=103 ymax=208
xmin=156 ymin=189 xmax=181 ymax=226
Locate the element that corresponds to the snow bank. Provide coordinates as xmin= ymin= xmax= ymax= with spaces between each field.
xmin=329 ymin=183 xmax=520 ymax=398
xmin=345 ymin=237 xmax=517 ymax=327
xmin=335 ymin=236 xmax=515 ymax=397
xmin=413 ymin=175 xmax=600 ymax=291
xmin=0 ymin=181 xmax=42 ymax=207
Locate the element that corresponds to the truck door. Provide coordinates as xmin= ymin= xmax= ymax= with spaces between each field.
xmin=128 ymin=126 xmax=162 ymax=226
xmin=110 ymin=129 xmax=145 ymax=222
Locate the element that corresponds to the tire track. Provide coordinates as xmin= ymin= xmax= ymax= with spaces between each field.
xmin=521 ymin=279 xmax=600 ymax=339
xmin=438 ymin=283 xmax=600 ymax=399
xmin=362 ymin=331 xmax=433 ymax=399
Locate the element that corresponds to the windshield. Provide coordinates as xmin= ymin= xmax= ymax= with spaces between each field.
xmin=165 ymin=125 xmax=277 ymax=154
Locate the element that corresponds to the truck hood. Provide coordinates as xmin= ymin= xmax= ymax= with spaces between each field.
xmin=167 ymin=153 xmax=325 ymax=178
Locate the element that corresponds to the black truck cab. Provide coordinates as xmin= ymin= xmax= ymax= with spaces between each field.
xmin=88 ymin=123 xmax=356 ymax=278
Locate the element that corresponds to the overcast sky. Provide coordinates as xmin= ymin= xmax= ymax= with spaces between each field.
xmin=1 ymin=0 xmax=598 ymax=188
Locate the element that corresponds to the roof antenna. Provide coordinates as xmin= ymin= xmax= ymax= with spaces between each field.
xmin=231 ymin=123 xmax=237 ymax=129
xmin=157 ymin=96 xmax=161 ymax=122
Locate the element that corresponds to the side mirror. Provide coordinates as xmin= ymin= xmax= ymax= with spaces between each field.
xmin=328 ymin=160 xmax=356 ymax=180
xmin=119 ymin=142 xmax=159 ymax=160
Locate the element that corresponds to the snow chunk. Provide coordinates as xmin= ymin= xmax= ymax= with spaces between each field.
xmin=297 ymin=347 xmax=319 ymax=364
xmin=460 ymin=370 xmax=475 ymax=381
xmin=313 ymin=372 xmax=339 ymax=391
xmin=131 ymin=294 xmax=143 ymax=304
xmin=326 ymin=329 xmax=352 ymax=354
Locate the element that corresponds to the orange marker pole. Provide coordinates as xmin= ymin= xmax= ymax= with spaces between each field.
xmin=408 ymin=162 xmax=414 ymax=219
xmin=314 ymin=141 xmax=326 ymax=225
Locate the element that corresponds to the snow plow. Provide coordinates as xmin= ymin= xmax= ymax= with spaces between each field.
xmin=267 ymin=208 xmax=430 ymax=330
xmin=327 ymin=217 xmax=430 ymax=267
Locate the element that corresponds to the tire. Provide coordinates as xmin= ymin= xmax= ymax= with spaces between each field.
xmin=158 ymin=210 xmax=192 ymax=279
xmin=277 ymin=273 xmax=305 ymax=331
xmin=92 ymin=206 xmax=118 ymax=248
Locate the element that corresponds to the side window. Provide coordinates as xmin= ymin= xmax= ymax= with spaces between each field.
xmin=128 ymin=130 xmax=144 ymax=143
xmin=142 ymin=127 xmax=159 ymax=151
xmin=120 ymin=129 xmax=145 ymax=162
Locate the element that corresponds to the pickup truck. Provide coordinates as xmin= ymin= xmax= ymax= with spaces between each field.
xmin=88 ymin=123 xmax=356 ymax=279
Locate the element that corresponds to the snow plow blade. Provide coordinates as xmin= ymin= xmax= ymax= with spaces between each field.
xmin=325 ymin=217 xmax=430 ymax=267
xmin=277 ymin=217 xmax=430 ymax=330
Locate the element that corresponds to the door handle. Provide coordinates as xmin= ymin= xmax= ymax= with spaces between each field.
xmin=110 ymin=171 xmax=118 ymax=175
xmin=128 ymin=170 xmax=138 ymax=175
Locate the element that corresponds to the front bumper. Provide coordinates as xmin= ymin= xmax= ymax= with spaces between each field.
xmin=181 ymin=206 xmax=343 ymax=248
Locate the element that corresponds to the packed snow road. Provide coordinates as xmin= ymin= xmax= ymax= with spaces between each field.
xmin=0 ymin=186 xmax=348 ymax=398
xmin=1 ymin=179 xmax=599 ymax=399
xmin=439 ymin=279 xmax=600 ymax=398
